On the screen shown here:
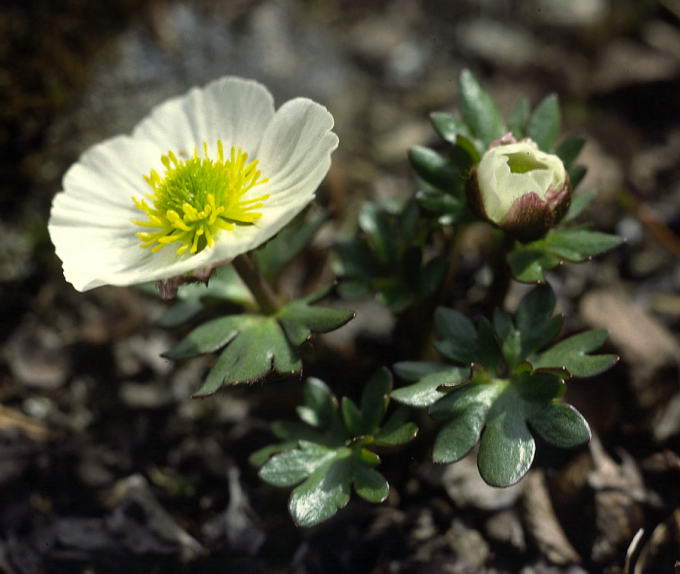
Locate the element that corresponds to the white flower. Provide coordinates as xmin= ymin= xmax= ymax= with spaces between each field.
xmin=48 ymin=76 xmax=338 ymax=291
xmin=471 ymin=137 xmax=570 ymax=241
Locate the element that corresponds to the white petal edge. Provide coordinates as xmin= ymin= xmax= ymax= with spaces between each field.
xmin=132 ymin=77 xmax=276 ymax=158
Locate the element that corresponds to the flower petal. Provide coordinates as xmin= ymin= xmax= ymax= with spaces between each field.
xmin=256 ymin=98 xmax=338 ymax=204
xmin=132 ymin=77 xmax=276 ymax=156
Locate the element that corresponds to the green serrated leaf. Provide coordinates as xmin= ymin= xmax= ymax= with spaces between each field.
xmin=193 ymin=316 xmax=301 ymax=395
xmin=556 ymin=136 xmax=585 ymax=168
xmin=527 ymin=94 xmax=560 ymax=151
xmin=278 ymin=293 xmax=354 ymax=347
xmin=163 ymin=315 xmax=246 ymax=359
xmin=529 ymin=402 xmax=591 ymax=448
xmin=531 ymin=329 xmax=618 ymax=377
xmin=459 ymin=69 xmax=506 ymax=146
xmin=507 ymin=96 xmax=530 ymax=140
xmin=409 ymin=146 xmax=462 ymax=190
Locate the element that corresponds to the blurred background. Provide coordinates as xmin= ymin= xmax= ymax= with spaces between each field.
xmin=1 ymin=0 xmax=679 ymax=572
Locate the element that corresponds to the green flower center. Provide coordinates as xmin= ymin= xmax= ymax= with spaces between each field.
xmin=505 ymin=151 xmax=548 ymax=174
xmin=132 ymin=141 xmax=269 ymax=255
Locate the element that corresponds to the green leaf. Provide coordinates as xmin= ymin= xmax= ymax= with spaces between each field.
xmin=430 ymin=111 xmax=473 ymax=144
xmin=374 ymin=407 xmax=418 ymax=446
xmin=433 ymin=307 xmax=477 ymax=364
xmin=531 ymin=329 xmax=618 ymax=377
xmin=475 ymin=317 xmax=501 ymax=371
xmin=431 ymin=383 xmax=502 ymax=463
xmin=288 ymin=449 xmax=353 ymax=527
xmin=360 ymin=368 xmax=392 ymax=431
xmin=478 ymin=411 xmax=535 ymax=487
xmin=193 ymin=316 xmax=301 ymax=395
xmin=277 ymin=290 xmax=355 ymax=347
xmin=569 ymin=164 xmax=587 ymax=189
xmin=341 ymin=397 xmax=366 ymax=436
xmin=255 ymin=209 xmax=329 ymax=281
xmin=507 ymin=96 xmax=530 ymax=140
xmin=507 ymin=228 xmax=623 ymax=283
xmin=542 ymin=228 xmax=623 ymax=262
xmin=157 ymin=300 xmax=204 ymax=328
xmin=527 ymin=94 xmax=560 ymax=151
xmin=259 ymin=441 xmax=338 ymax=487
xmin=409 ymin=146 xmax=462 ymax=190
xmin=516 ymin=284 xmax=562 ymax=357
xmin=417 ymin=255 xmax=448 ymax=298
xmin=297 ymin=377 xmax=340 ymax=429
xmin=163 ymin=315 xmax=245 ymax=359
xmin=556 ymin=136 xmax=585 ymax=168
xmin=398 ymin=199 xmax=420 ymax=244
xmin=494 ymin=309 xmax=522 ymax=370
xmin=528 ymin=402 xmax=591 ymax=448
xmin=458 ymin=69 xmax=506 ymax=146
xmin=358 ymin=203 xmax=398 ymax=264
xmin=392 ymin=363 xmax=470 ymax=407
xmin=429 ymin=371 xmax=571 ymax=487
xmin=335 ymin=239 xmax=381 ymax=279
xmin=353 ymin=465 xmax=389 ymax=503
xmin=249 ymin=442 xmax=297 ymax=468
xmin=562 ymin=192 xmax=593 ymax=224
xmin=455 ymin=134 xmax=481 ymax=164
xmin=507 ymin=247 xmax=559 ymax=283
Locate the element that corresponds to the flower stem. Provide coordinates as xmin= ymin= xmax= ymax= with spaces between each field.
xmin=233 ymin=254 xmax=281 ymax=315
xmin=483 ymin=233 xmax=514 ymax=312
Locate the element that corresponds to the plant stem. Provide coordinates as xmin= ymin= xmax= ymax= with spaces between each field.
xmin=418 ymin=226 xmax=463 ymax=360
xmin=484 ymin=233 xmax=514 ymax=312
xmin=232 ymin=254 xmax=282 ymax=315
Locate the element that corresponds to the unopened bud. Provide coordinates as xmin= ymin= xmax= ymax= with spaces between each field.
xmin=468 ymin=135 xmax=571 ymax=242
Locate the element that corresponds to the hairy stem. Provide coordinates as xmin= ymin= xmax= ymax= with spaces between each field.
xmin=233 ymin=254 xmax=282 ymax=314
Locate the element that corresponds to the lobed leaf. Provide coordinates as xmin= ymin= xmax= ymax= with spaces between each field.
xmin=193 ymin=316 xmax=301 ymax=396
xmin=531 ymin=329 xmax=618 ymax=378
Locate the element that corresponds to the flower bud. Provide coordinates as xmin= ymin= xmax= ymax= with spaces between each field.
xmin=468 ymin=135 xmax=571 ymax=242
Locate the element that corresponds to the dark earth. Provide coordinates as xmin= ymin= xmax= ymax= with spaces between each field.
xmin=1 ymin=0 xmax=680 ymax=572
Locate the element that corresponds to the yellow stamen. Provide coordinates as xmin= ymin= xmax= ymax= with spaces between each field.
xmin=131 ymin=142 xmax=270 ymax=255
